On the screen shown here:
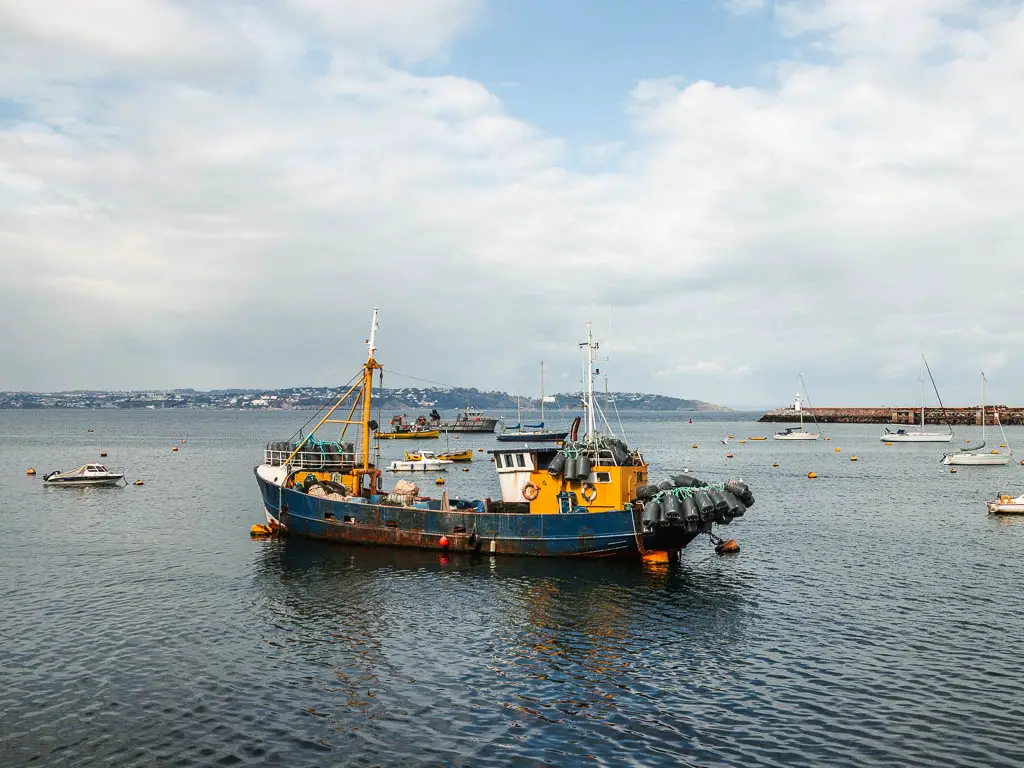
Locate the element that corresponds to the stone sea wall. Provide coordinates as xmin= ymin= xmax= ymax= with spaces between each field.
xmin=759 ymin=406 xmax=1024 ymax=425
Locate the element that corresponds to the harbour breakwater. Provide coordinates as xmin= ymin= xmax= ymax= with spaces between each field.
xmin=759 ymin=406 xmax=1024 ymax=425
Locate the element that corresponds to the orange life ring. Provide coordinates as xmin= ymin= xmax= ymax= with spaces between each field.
xmin=581 ymin=483 xmax=598 ymax=503
xmin=522 ymin=482 xmax=540 ymax=501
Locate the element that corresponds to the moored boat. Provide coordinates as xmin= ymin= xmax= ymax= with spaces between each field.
xmin=436 ymin=406 xmax=498 ymax=434
xmin=497 ymin=362 xmax=569 ymax=443
xmin=252 ymin=313 xmax=756 ymax=558
xmin=942 ymin=373 xmax=1012 ymax=466
xmin=987 ymin=493 xmax=1024 ymax=515
xmin=390 ymin=450 xmax=454 ymax=472
xmin=376 ymin=414 xmax=440 ymax=440
xmin=406 ymin=448 xmax=473 ymax=462
xmin=880 ymin=354 xmax=953 ymax=443
xmin=44 ymin=463 xmax=125 ymax=487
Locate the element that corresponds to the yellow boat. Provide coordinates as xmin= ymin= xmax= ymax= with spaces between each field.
xmin=748 ymin=436 xmax=768 ymax=441
xmin=378 ymin=429 xmax=440 ymax=440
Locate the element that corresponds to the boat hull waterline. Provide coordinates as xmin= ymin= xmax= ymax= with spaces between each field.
xmin=256 ymin=471 xmax=701 ymax=557
xmin=880 ymin=432 xmax=953 ymax=443
xmin=942 ymin=453 xmax=1011 ymax=466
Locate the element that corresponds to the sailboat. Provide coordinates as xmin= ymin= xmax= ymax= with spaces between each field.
xmin=773 ymin=377 xmax=821 ymax=440
xmin=880 ymin=354 xmax=953 ymax=442
xmin=942 ymin=372 xmax=1012 ymax=465
xmin=497 ymin=361 xmax=569 ymax=442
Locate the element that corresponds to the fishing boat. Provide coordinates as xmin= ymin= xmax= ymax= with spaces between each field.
xmin=880 ymin=354 xmax=953 ymax=442
xmin=942 ymin=373 xmax=1012 ymax=466
xmin=375 ymin=414 xmax=440 ymax=440
xmin=253 ymin=313 xmax=756 ymax=557
xmin=497 ymin=362 xmax=569 ymax=443
xmin=987 ymin=493 xmax=1024 ymax=515
xmin=390 ymin=450 xmax=454 ymax=472
xmin=436 ymin=406 xmax=498 ymax=434
xmin=773 ymin=377 xmax=821 ymax=440
xmin=43 ymin=463 xmax=125 ymax=487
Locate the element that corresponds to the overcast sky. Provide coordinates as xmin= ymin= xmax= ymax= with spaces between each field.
xmin=2 ymin=0 xmax=1023 ymax=407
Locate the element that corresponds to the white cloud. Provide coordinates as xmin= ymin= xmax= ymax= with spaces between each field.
xmin=723 ymin=0 xmax=767 ymax=16
xmin=2 ymin=0 xmax=1024 ymax=406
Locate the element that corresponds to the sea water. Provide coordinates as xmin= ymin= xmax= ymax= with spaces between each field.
xmin=2 ymin=409 xmax=1023 ymax=766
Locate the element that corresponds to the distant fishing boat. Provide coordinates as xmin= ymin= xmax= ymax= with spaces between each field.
xmin=375 ymin=414 xmax=440 ymax=440
xmin=436 ymin=406 xmax=498 ymax=434
xmin=253 ymin=313 xmax=757 ymax=557
xmin=497 ymin=362 xmax=569 ymax=443
xmin=773 ymin=376 xmax=821 ymax=440
xmin=880 ymin=354 xmax=953 ymax=443
xmin=942 ymin=372 xmax=1012 ymax=466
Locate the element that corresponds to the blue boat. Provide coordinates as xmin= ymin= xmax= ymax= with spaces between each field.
xmin=253 ymin=312 xmax=753 ymax=558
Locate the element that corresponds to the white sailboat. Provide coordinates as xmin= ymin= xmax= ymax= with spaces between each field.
xmin=942 ymin=372 xmax=1011 ymax=466
xmin=880 ymin=353 xmax=953 ymax=443
xmin=773 ymin=377 xmax=821 ymax=440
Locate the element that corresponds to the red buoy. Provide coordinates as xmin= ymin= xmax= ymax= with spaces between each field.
xmin=439 ymin=535 xmax=449 ymax=548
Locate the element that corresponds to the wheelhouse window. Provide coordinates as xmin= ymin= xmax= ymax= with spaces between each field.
xmin=515 ymin=454 xmax=526 ymax=468
xmin=595 ymin=472 xmax=611 ymax=483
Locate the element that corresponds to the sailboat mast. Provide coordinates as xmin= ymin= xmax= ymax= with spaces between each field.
xmin=540 ymin=360 xmax=545 ymax=425
xmin=920 ymin=353 xmax=925 ymax=430
xmin=981 ymin=371 xmax=986 ymax=439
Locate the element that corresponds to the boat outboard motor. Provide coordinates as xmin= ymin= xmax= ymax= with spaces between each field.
xmin=548 ymin=451 xmax=567 ymax=477
xmin=642 ymin=499 xmax=663 ymax=529
xmin=663 ymin=494 xmax=683 ymax=523
xmin=693 ymin=490 xmax=715 ymax=521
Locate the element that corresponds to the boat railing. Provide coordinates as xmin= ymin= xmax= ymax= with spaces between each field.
xmin=264 ymin=443 xmax=359 ymax=469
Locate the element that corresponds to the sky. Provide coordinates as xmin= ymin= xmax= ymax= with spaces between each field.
xmin=2 ymin=0 xmax=1024 ymax=408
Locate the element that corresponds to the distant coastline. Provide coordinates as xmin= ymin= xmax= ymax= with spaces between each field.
xmin=0 ymin=386 xmax=731 ymax=412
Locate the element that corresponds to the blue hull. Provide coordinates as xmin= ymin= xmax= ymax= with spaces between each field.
xmin=256 ymin=471 xmax=702 ymax=558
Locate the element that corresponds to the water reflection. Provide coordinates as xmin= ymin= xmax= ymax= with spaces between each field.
xmin=249 ymin=539 xmax=759 ymax=762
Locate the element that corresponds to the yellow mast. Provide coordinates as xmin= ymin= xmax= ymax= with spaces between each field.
xmin=361 ymin=308 xmax=381 ymax=471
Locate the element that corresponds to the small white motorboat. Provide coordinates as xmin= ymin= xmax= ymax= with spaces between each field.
xmin=43 ymin=463 xmax=126 ymax=487
xmin=987 ymin=494 xmax=1024 ymax=515
xmin=388 ymin=450 xmax=454 ymax=472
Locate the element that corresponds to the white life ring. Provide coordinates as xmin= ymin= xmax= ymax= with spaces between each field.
xmin=581 ymin=483 xmax=598 ymax=503
xmin=522 ymin=482 xmax=540 ymax=501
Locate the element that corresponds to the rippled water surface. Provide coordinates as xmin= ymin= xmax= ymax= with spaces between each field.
xmin=3 ymin=410 xmax=1024 ymax=767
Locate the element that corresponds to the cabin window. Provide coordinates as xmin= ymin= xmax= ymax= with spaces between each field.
xmin=595 ymin=472 xmax=611 ymax=483
xmin=515 ymin=454 xmax=526 ymax=468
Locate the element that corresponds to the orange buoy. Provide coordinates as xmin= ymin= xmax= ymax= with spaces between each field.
xmin=727 ymin=434 xmax=734 ymax=439
xmin=435 ymin=477 xmax=445 ymax=485
xmin=439 ymin=535 xmax=449 ymax=548
xmin=134 ymin=479 xmax=144 ymax=486
xmin=834 ymin=447 xmax=840 ymax=453
xmin=691 ymin=443 xmax=698 ymax=449
xmin=885 ymin=442 xmax=892 ymax=446
xmin=739 ymin=440 xmax=746 ymax=445
xmin=100 ymin=452 xmax=107 ymax=457
xmin=772 ymin=462 xmax=779 ymax=468
xmin=643 ymin=550 xmax=670 ymax=563
xmin=715 ymin=539 xmax=740 ymax=554
xmin=992 ymin=450 xmax=1000 ymax=454
xmin=250 ymin=524 xmax=272 ymax=537
xmin=726 ymin=453 xmax=734 ymax=458
xmin=181 ymin=439 xmax=186 ymax=444
xmin=825 ymin=437 xmax=830 ymax=441
xmin=462 ymin=467 xmax=470 ymax=472
xmin=26 ymin=467 xmax=36 ymax=476
xmin=850 ymin=456 xmax=858 ymax=462
xmin=807 ymin=471 xmax=817 ymax=479
xmin=950 ymin=468 xmax=957 ymax=474
xmin=172 ymin=446 xmax=179 ymax=452
xmin=477 ymin=448 xmax=483 ymax=452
